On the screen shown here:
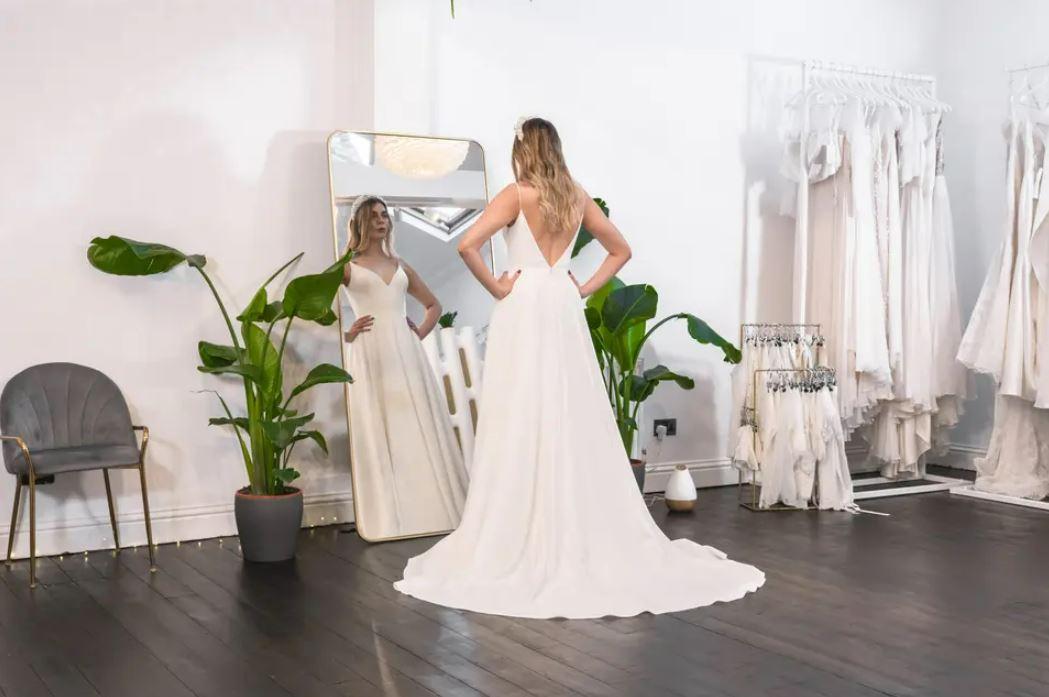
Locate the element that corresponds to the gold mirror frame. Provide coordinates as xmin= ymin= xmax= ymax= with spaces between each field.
xmin=325 ymin=129 xmax=494 ymax=543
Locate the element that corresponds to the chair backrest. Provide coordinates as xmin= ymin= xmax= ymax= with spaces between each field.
xmin=0 ymin=363 xmax=135 ymax=473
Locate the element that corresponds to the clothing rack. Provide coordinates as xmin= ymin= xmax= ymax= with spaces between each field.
xmin=738 ymin=367 xmax=836 ymax=511
xmin=949 ymin=64 xmax=1049 ymax=513
xmin=791 ymin=60 xmax=939 ymax=324
xmin=1006 ymin=60 xmax=1049 ymax=74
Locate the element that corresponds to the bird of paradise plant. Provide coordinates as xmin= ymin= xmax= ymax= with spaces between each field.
xmin=87 ymin=236 xmax=354 ymax=495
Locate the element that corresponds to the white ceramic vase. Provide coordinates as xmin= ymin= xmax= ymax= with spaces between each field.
xmin=664 ymin=464 xmax=697 ymax=512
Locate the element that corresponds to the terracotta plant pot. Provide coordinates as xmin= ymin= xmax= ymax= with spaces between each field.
xmin=234 ymin=487 xmax=303 ymax=562
xmin=630 ymin=458 xmax=646 ymax=493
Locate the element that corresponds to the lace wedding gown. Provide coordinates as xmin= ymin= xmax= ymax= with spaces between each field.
xmin=393 ymin=188 xmax=765 ymax=619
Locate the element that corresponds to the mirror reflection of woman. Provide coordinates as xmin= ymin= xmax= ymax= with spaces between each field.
xmin=341 ymin=196 xmax=469 ymax=540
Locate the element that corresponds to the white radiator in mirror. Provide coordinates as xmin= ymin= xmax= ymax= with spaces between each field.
xmin=421 ymin=326 xmax=483 ymax=471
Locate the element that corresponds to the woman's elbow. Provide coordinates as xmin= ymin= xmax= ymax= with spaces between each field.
xmin=620 ymin=244 xmax=633 ymax=262
xmin=457 ymin=240 xmax=472 ymax=256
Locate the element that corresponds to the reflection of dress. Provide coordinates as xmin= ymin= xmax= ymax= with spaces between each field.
xmin=342 ymin=263 xmax=468 ymax=540
xmin=393 ymin=186 xmax=764 ymax=619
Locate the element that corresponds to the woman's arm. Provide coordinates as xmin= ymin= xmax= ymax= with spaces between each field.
xmin=402 ymin=263 xmax=442 ymax=339
xmin=573 ymin=193 xmax=632 ymax=298
xmin=457 ymin=184 xmax=521 ymax=299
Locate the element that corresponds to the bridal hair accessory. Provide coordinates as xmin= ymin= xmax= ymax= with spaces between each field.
xmin=349 ymin=193 xmax=389 ymax=222
xmin=514 ymin=116 xmax=532 ymax=141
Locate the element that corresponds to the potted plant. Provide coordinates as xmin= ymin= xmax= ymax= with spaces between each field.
xmin=87 ymin=236 xmax=353 ymax=561
xmin=573 ymin=201 xmax=741 ymax=491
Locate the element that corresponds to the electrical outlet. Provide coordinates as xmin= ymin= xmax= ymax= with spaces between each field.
xmin=653 ymin=418 xmax=677 ymax=437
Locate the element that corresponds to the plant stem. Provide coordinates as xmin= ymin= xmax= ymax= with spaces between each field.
xmin=632 ymin=313 xmax=683 ymax=369
xmin=193 ymin=268 xmax=243 ymax=354
xmin=262 ymin=252 xmax=304 ymax=289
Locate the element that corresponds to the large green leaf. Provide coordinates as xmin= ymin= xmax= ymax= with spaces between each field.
xmin=685 ymin=314 xmax=742 ymax=364
xmin=602 ymin=284 xmax=657 ymax=336
xmin=570 ymin=197 xmax=609 ymax=259
xmin=584 ymin=275 xmax=623 ymax=318
xmin=282 ymin=267 xmax=343 ymax=321
xmin=262 ymin=301 xmax=285 ymax=322
xmin=291 ymin=429 xmax=328 ymax=455
xmin=642 ymin=364 xmax=695 ymax=389
xmin=209 ymin=416 xmax=250 ymax=429
xmin=617 ymin=366 xmax=693 ymax=404
xmin=289 ymin=363 xmax=353 ymax=400
xmin=275 ymin=467 xmax=301 ymax=484
xmin=262 ymin=413 xmax=315 ymax=450
xmin=315 ymin=308 xmax=339 ymax=327
xmin=198 ymin=363 xmax=264 ymax=384
xmin=87 ymin=236 xmax=205 ymax=275
xmin=243 ymin=322 xmax=282 ymax=403
xmin=237 ymin=288 xmax=268 ymax=322
xmin=323 ymin=247 xmax=355 ymax=274
xmin=198 ymin=341 xmax=240 ymax=368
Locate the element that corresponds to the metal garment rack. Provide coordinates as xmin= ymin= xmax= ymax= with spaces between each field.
xmin=736 ymin=323 xmax=825 ymax=511
xmin=950 ymin=60 xmax=1049 ymax=512
xmin=738 ymin=367 xmax=838 ymax=512
xmin=783 ymin=61 xmax=970 ymax=500
xmin=791 ymin=60 xmax=938 ymax=325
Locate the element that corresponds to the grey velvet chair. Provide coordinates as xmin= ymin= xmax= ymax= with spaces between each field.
xmin=1 ymin=362 xmax=155 ymax=587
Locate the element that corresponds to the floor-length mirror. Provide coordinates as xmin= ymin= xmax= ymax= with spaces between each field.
xmin=327 ymin=131 xmax=493 ymax=542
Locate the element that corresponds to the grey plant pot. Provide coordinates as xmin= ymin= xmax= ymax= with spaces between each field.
xmin=234 ymin=487 xmax=303 ymax=562
xmin=630 ymin=458 xmax=646 ymax=493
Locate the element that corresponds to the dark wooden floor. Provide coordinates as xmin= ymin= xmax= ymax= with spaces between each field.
xmin=2 ymin=481 xmax=1048 ymax=697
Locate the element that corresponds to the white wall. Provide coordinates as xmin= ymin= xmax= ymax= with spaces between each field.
xmin=373 ymin=0 xmax=944 ymax=483
xmin=0 ymin=0 xmax=373 ymax=556
xmin=931 ymin=0 xmax=1049 ymax=458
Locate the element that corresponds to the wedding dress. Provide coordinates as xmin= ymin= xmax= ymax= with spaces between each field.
xmin=342 ymin=263 xmax=469 ymax=541
xmin=394 ymin=186 xmax=765 ymax=618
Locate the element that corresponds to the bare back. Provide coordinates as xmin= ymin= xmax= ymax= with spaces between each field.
xmin=513 ymin=182 xmax=585 ymax=267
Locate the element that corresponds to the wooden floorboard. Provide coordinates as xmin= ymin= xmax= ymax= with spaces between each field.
xmin=2 ymin=478 xmax=1049 ymax=696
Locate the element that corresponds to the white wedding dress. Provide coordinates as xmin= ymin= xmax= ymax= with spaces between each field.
xmin=393 ymin=187 xmax=765 ymax=619
xmin=342 ymin=263 xmax=469 ymax=541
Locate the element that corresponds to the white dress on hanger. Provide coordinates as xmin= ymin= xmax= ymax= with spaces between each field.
xmin=958 ymin=119 xmax=1023 ymax=379
xmin=394 ymin=186 xmax=765 ymax=618
xmin=959 ymin=112 xmax=1049 ymax=499
xmin=342 ymin=263 xmax=469 ymax=540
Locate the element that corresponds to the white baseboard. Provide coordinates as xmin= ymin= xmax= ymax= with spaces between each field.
xmin=642 ymin=458 xmax=737 ymax=493
xmin=2 ymin=490 xmax=355 ymax=561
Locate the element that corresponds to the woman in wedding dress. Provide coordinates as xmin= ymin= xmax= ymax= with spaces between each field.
xmin=341 ymin=196 xmax=469 ymax=541
xmin=393 ymin=118 xmax=764 ymax=619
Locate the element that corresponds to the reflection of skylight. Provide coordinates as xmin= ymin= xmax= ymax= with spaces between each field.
xmin=395 ymin=206 xmax=481 ymax=241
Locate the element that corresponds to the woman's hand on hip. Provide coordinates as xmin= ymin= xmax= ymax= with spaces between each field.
xmin=568 ymin=270 xmax=589 ymax=298
xmin=494 ymin=269 xmax=521 ymax=299
xmin=344 ymin=315 xmax=374 ymax=342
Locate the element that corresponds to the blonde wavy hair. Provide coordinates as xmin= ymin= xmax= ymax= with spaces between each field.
xmin=512 ymin=117 xmax=579 ymax=233
xmin=345 ymin=196 xmax=395 ymax=257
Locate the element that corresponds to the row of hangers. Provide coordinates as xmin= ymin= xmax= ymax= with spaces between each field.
xmin=1010 ymin=65 xmax=1049 ymax=112
xmin=788 ymin=71 xmax=951 ymax=115
xmin=743 ymin=323 xmax=826 ymax=347
xmin=761 ymin=367 xmax=838 ymax=393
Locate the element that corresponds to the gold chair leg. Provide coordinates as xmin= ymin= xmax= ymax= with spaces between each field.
xmin=103 ymin=469 xmax=121 ymax=551
xmin=6 ymin=479 xmax=21 ymax=565
xmin=137 ymin=464 xmax=156 ymax=571
xmin=28 ymin=474 xmax=36 ymax=589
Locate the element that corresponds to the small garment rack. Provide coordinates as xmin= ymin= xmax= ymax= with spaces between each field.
xmin=739 ymin=367 xmax=838 ymax=511
xmin=950 ymin=60 xmax=1049 ymax=513
xmin=736 ymin=323 xmax=828 ymax=511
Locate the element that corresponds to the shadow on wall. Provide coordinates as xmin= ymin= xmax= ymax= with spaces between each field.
xmin=738 ymin=55 xmax=804 ymax=325
xmin=32 ymin=116 xmax=354 ymax=529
